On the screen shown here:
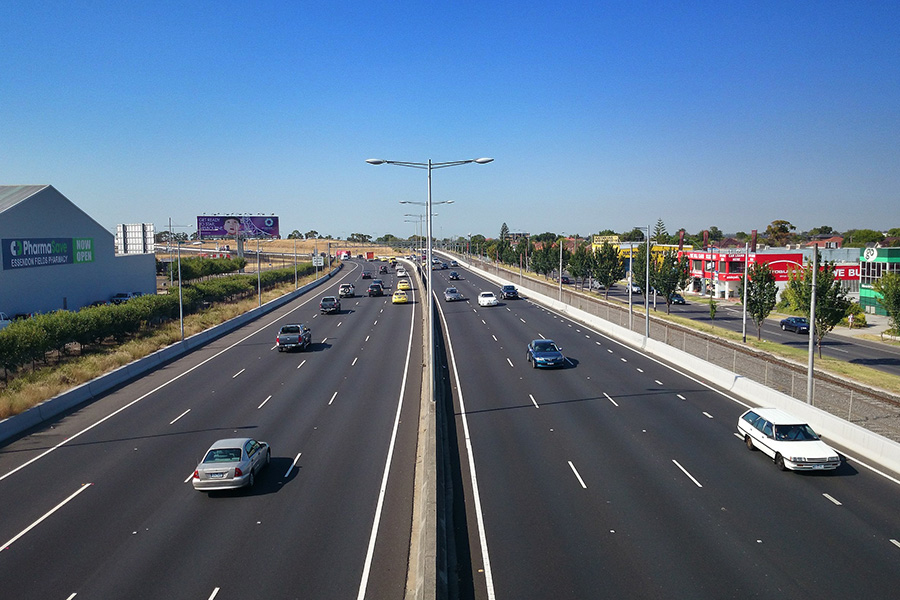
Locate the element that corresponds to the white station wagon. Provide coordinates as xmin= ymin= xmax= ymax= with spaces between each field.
xmin=737 ymin=408 xmax=840 ymax=471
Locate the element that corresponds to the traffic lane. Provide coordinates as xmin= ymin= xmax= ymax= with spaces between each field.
xmin=0 ymin=278 xmax=418 ymax=596
xmin=442 ymin=285 xmax=900 ymax=598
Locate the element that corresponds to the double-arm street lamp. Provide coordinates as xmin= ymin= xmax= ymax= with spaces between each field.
xmin=366 ymin=157 xmax=493 ymax=402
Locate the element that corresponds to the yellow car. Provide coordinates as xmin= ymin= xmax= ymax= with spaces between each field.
xmin=397 ymin=279 xmax=412 ymax=291
xmin=392 ymin=290 xmax=409 ymax=304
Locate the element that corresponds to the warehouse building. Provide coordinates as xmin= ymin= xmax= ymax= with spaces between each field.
xmin=0 ymin=185 xmax=156 ymax=316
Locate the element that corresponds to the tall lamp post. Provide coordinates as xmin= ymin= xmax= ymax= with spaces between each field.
xmin=366 ymin=157 xmax=493 ymax=403
xmin=631 ymin=226 xmax=651 ymax=342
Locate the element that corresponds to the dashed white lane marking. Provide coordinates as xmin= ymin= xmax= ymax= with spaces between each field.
xmin=329 ymin=392 xmax=338 ymax=405
xmin=507 ymin=358 xmax=514 ymax=368
xmin=636 ymin=368 xmax=644 ymax=373
xmin=620 ymin=358 xmax=627 ymax=362
xmin=352 ymin=357 xmax=358 ymax=366
xmin=66 ymin=594 xmax=77 ymax=600
xmin=365 ymin=335 xmax=370 ymax=342
xmin=891 ymin=539 xmax=900 ymax=549
xmin=608 ymin=349 xmax=613 ymax=353
xmin=530 ymin=394 xmax=539 ymax=408
xmin=677 ymin=394 xmax=686 ymax=400
xmin=520 ymin=318 xmax=526 ymax=324
xmin=492 ymin=334 xmax=498 ymax=341
xmin=297 ymin=359 xmax=306 ymax=369
xmin=258 ymin=395 xmax=272 ymax=409
xmin=672 ymin=460 xmax=703 ymax=488
xmin=655 ymin=380 xmax=663 ymax=385
xmin=604 ymin=392 xmax=618 ymax=407
xmin=322 ymin=338 xmax=328 ymax=344
xmin=337 ymin=321 xmax=342 ymax=327
xmin=823 ymin=493 xmax=842 ymax=506
xmin=285 ymin=453 xmax=302 ymax=478
xmin=482 ymin=319 xmax=487 ymax=325
xmin=596 ymin=341 xmax=602 ymax=345
xmin=169 ymin=409 xmax=190 ymax=425
xmin=208 ymin=588 xmax=220 ymax=600
xmin=703 ymin=412 xmax=714 ymax=419
xmin=568 ymin=461 xmax=588 ymax=489
xmin=232 ymin=369 xmax=245 ymax=378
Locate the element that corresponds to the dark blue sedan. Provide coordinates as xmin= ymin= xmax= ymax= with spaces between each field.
xmin=780 ymin=316 xmax=810 ymax=333
xmin=526 ymin=339 xmax=566 ymax=368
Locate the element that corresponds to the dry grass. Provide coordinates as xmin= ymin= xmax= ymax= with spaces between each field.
xmin=0 ymin=275 xmax=319 ymax=420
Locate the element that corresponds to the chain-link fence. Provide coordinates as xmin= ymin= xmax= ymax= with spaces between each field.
xmin=475 ymin=257 xmax=900 ymax=443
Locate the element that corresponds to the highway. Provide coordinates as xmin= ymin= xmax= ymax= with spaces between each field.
xmin=0 ymin=260 xmax=422 ymax=599
xmin=434 ymin=264 xmax=900 ymax=599
xmin=592 ymin=282 xmax=900 ymax=376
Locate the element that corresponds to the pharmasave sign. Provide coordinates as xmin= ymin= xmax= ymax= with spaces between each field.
xmin=2 ymin=237 xmax=94 ymax=270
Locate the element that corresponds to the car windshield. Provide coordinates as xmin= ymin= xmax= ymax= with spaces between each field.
xmin=534 ymin=341 xmax=558 ymax=352
xmin=773 ymin=424 xmax=820 ymax=441
xmin=203 ymin=448 xmax=241 ymax=463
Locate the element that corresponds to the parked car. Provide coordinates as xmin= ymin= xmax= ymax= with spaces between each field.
xmin=737 ymin=408 xmax=840 ymax=471
xmin=339 ymin=283 xmax=355 ymax=298
xmin=500 ymin=285 xmax=519 ymax=299
xmin=320 ymin=296 xmax=341 ymax=314
xmin=110 ymin=292 xmax=141 ymax=304
xmin=444 ymin=287 xmax=464 ymax=302
xmin=392 ymin=290 xmax=409 ymax=304
xmin=780 ymin=316 xmax=810 ymax=333
xmin=669 ymin=293 xmax=686 ymax=305
xmin=367 ymin=283 xmax=384 ymax=297
xmin=558 ymin=276 xmax=572 ymax=284
xmin=192 ymin=438 xmax=271 ymax=491
xmin=526 ymin=339 xmax=565 ymax=368
xmin=276 ymin=323 xmax=312 ymax=352
xmin=448 ymin=271 xmax=460 ymax=280
xmin=0 ymin=312 xmax=11 ymax=330
xmin=477 ymin=291 xmax=498 ymax=307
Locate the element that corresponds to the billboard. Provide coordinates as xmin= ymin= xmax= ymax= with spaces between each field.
xmin=3 ymin=237 xmax=94 ymax=270
xmin=197 ymin=216 xmax=279 ymax=238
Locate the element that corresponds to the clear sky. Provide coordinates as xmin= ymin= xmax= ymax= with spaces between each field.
xmin=2 ymin=1 xmax=898 ymax=242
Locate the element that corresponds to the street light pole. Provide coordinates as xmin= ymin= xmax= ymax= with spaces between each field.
xmin=807 ymin=245 xmax=818 ymax=404
xmin=367 ymin=157 xmax=493 ymax=404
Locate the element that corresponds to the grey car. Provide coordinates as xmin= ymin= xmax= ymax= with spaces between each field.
xmin=192 ymin=438 xmax=271 ymax=491
xmin=444 ymin=287 xmax=464 ymax=302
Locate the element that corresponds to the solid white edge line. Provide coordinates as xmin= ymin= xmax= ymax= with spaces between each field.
xmin=436 ymin=291 xmax=497 ymax=599
xmin=258 ymin=395 xmax=272 ymax=410
xmin=604 ymin=392 xmax=619 ymax=407
xmin=355 ymin=274 xmax=417 ymax=600
xmin=823 ymin=493 xmax=842 ymax=506
xmin=232 ymin=368 xmax=245 ymax=378
xmin=530 ymin=394 xmax=539 ymax=408
xmin=672 ymin=459 xmax=703 ymax=487
xmin=169 ymin=408 xmax=190 ymax=425
xmin=328 ymin=391 xmax=338 ymax=405
xmin=285 ymin=453 xmax=302 ymax=478
xmin=1 ymin=483 xmax=92 ymax=552
xmin=568 ymin=461 xmax=588 ymax=489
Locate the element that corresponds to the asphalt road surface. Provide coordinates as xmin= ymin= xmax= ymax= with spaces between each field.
xmin=0 ymin=259 xmax=422 ymax=600
xmin=434 ymin=265 xmax=900 ymax=600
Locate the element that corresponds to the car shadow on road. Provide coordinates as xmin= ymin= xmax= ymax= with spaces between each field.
xmin=204 ymin=457 xmax=299 ymax=498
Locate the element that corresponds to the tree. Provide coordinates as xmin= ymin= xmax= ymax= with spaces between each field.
xmin=844 ymin=229 xmax=885 ymax=247
xmin=708 ymin=226 xmax=723 ymax=242
xmin=531 ymin=244 xmax=556 ymax=278
xmin=651 ymin=250 xmax=690 ymax=314
xmin=765 ymin=220 xmax=797 ymax=246
xmin=808 ymin=225 xmax=834 ymax=236
xmin=567 ymin=245 xmax=592 ymax=289
xmin=588 ymin=242 xmax=622 ymax=299
xmin=738 ymin=263 xmax=778 ymax=339
xmin=621 ymin=228 xmax=646 ymax=242
xmin=305 ymin=230 xmax=319 ymax=239
xmin=348 ymin=233 xmax=371 ymax=244
xmin=786 ymin=258 xmax=852 ymax=357
xmin=652 ymin=219 xmax=668 ymax=244
xmin=874 ymin=272 xmax=900 ymax=334
xmin=500 ymin=222 xmax=510 ymax=241
xmin=287 ymin=230 xmax=303 ymax=239
xmin=631 ymin=243 xmax=649 ymax=296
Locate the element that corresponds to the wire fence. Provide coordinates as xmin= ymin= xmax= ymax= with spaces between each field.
xmin=476 ymin=257 xmax=900 ymax=443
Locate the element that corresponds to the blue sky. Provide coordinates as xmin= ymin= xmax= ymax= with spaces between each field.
xmin=2 ymin=1 xmax=898 ymax=241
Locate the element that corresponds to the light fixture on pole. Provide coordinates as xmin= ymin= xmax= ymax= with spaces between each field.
xmin=633 ymin=225 xmax=651 ymax=342
xmin=367 ymin=157 xmax=493 ymax=404
xmin=807 ymin=245 xmax=818 ymax=404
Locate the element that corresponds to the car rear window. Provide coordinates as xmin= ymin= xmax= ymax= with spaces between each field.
xmin=204 ymin=448 xmax=241 ymax=463
xmin=282 ymin=326 xmax=300 ymax=333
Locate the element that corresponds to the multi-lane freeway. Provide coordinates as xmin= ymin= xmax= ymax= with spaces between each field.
xmin=433 ymin=263 xmax=900 ymax=599
xmin=0 ymin=260 xmax=422 ymax=599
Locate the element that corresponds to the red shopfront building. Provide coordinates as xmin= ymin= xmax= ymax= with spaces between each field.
xmin=679 ymin=249 xmax=859 ymax=299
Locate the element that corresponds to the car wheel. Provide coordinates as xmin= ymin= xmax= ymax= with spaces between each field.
xmin=265 ymin=449 xmax=271 ymax=466
xmin=745 ymin=435 xmax=755 ymax=451
xmin=249 ymin=470 xmax=255 ymax=487
xmin=781 ymin=324 xmax=786 ymax=331
xmin=775 ymin=454 xmax=787 ymax=471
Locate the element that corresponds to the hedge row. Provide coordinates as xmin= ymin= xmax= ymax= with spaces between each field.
xmin=0 ymin=264 xmax=314 ymax=373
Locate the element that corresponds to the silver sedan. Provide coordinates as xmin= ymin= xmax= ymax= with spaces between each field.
xmin=192 ymin=437 xmax=271 ymax=491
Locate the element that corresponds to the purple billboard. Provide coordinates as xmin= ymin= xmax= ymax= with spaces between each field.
xmin=197 ymin=216 xmax=280 ymax=238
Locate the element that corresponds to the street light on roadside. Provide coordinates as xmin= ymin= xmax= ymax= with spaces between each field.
xmin=367 ymin=157 xmax=493 ymax=403
xmin=633 ymin=225 xmax=651 ymax=342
